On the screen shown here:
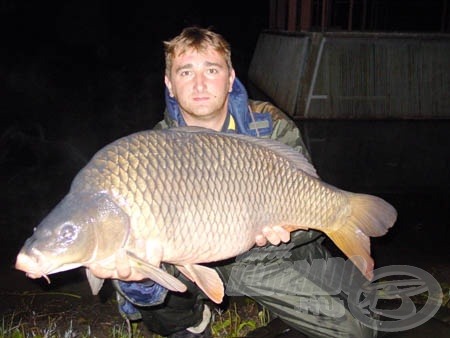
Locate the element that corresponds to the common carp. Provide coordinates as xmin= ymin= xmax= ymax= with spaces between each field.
xmin=15 ymin=126 xmax=397 ymax=304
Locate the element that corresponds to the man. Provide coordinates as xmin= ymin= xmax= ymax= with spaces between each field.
xmin=90 ymin=27 xmax=377 ymax=338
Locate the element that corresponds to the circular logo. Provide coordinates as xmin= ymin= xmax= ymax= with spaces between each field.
xmin=348 ymin=265 xmax=443 ymax=332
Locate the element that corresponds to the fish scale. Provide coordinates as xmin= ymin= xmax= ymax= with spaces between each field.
xmin=15 ymin=126 xmax=397 ymax=304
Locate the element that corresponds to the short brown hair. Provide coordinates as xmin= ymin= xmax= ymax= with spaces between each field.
xmin=163 ymin=26 xmax=232 ymax=76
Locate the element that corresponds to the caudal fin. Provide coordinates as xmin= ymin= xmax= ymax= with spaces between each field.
xmin=325 ymin=193 xmax=397 ymax=280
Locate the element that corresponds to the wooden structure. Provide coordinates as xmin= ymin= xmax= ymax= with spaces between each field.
xmin=247 ymin=1 xmax=450 ymax=119
xmin=268 ymin=0 xmax=449 ymax=33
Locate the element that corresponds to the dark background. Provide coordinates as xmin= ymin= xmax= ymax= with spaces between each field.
xmin=0 ymin=0 xmax=269 ymax=143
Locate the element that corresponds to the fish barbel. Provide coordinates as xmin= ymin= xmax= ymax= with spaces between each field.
xmin=15 ymin=126 xmax=397 ymax=303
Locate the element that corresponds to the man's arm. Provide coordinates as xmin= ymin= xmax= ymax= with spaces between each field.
xmin=249 ymin=100 xmax=324 ymax=246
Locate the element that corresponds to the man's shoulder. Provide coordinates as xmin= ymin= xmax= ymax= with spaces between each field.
xmin=248 ymin=99 xmax=298 ymax=131
xmin=248 ymin=99 xmax=293 ymax=124
xmin=248 ymin=99 xmax=312 ymax=161
xmin=153 ymin=118 xmax=174 ymax=130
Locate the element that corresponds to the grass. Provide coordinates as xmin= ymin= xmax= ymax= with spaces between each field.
xmin=0 ymin=315 xmax=146 ymax=338
xmin=211 ymin=299 xmax=270 ymax=338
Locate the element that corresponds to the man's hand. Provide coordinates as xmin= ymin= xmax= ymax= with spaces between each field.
xmin=87 ymin=246 xmax=149 ymax=281
xmin=255 ymin=226 xmax=291 ymax=246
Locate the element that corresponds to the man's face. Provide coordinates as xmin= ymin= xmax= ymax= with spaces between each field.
xmin=165 ymin=47 xmax=235 ymax=129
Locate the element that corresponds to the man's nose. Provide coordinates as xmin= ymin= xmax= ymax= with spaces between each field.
xmin=193 ymin=74 xmax=206 ymax=92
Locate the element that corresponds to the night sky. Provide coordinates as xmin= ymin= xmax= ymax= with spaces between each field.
xmin=1 ymin=1 xmax=269 ymax=147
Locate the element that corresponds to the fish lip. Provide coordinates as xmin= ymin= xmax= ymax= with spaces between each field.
xmin=15 ymin=251 xmax=53 ymax=279
xmin=15 ymin=255 xmax=43 ymax=277
xmin=25 ymin=271 xmax=44 ymax=279
xmin=17 ymin=254 xmax=84 ymax=277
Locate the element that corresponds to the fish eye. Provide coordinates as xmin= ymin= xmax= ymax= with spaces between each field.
xmin=59 ymin=223 xmax=78 ymax=241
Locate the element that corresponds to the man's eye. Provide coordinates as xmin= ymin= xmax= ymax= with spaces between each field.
xmin=207 ymin=68 xmax=218 ymax=74
xmin=180 ymin=70 xmax=191 ymax=77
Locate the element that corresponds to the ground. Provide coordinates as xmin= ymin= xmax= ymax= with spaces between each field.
xmin=1 ymin=265 xmax=144 ymax=337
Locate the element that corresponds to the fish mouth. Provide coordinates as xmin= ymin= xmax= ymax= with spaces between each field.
xmin=15 ymin=252 xmax=47 ymax=279
xmin=25 ymin=271 xmax=51 ymax=284
xmin=15 ymin=250 xmax=81 ymax=282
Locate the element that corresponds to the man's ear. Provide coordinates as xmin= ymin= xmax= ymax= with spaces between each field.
xmin=165 ymin=75 xmax=174 ymax=97
xmin=228 ymin=69 xmax=236 ymax=93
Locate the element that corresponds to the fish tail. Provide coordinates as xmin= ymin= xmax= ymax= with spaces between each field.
xmin=325 ymin=192 xmax=397 ymax=280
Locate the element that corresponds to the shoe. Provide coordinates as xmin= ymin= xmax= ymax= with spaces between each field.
xmin=245 ymin=318 xmax=307 ymax=338
xmin=168 ymin=305 xmax=212 ymax=338
xmin=168 ymin=326 xmax=212 ymax=338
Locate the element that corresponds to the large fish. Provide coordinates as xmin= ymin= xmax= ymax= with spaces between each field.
xmin=15 ymin=127 xmax=396 ymax=304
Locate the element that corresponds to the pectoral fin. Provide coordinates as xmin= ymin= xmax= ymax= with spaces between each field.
xmin=126 ymin=251 xmax=187 ymax=293
xmin=177 ymin=264 xmax=224 ymax=304
xmin=85 ymin=268 xmax=105 ymax=295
